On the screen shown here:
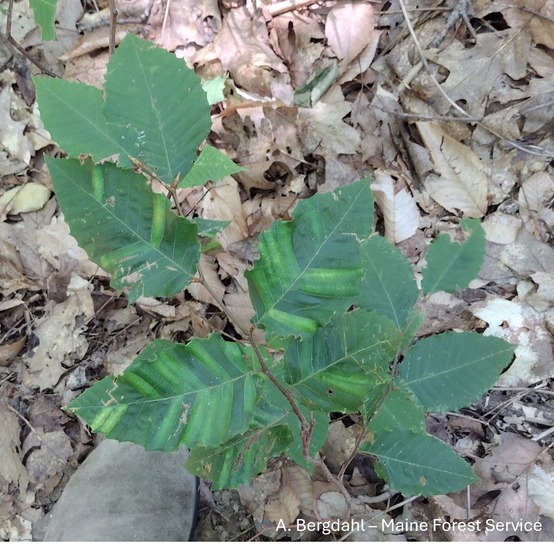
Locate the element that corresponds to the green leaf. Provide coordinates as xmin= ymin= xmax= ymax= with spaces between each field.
xmin=395 ymin=332 xmax=514 ymax=412
xmin=185 ymin=382 xmax=295 ymax=489
xmin=103 ymin=34 xmax=211 ymax=183
xmin=368 ymin=389 xmax=426 ymax=435
xmin=283 ymin=309 xmax=399 ymax=412
xmin=186 ymin=426 xmax=293 ymax=489
xmin=362 ymin=430 xmax=477 ymax=496
xmin=35 ymin=34 xmax=211 ymax=184
xmin=179 ymin=145 xmax=244 ymax=188
xmin=193 ymin=218 xmax=231 ymax=237
xmin=47 ymin=157 xmax=199 ymax=303
xmin=357 ymin=235 xmax=419 ymax=330
xmin=422 ymin=218 xmax=486 ymax=294
xmin=361 ymin=382 xmax=391 ymax=422
xmin=202 ymin=76 xmax=227 ymax=105
xmin=284 ymin=409 xmax=329 ymax=469
xmin=246 ymin=179 xmax=374 ymax=339
xmin=30 ymin=0 xmax=57 ymax=40
xmin=66 ymin=336 xmax=265 ymax=451
xmin=294 ymin=62 xmax=339 ymax=107
xmin=34 ymin=79 xmax=129 ymax=164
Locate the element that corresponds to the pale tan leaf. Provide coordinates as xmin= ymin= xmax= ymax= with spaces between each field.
xmin=135 ymin=297 xmax=176 ymax=319
xmin=23 ymin=289 xmax=94 ymax=390
xmin=471 ymin=298 xmax=553 ymax=387
xmin=0 ymin=403 xmax=29 ymax=494
xmin=0 ymin=87 xmax=32 ymax=175
xmin=316 ymin=491 xmax=348 ymax=520
xmin=282 ymin=465 xmax=314 ymax=514
xmin=188 ymin=255 xmax=225 ymax=307
xmin=325 ymin=3 xmax=375 ymax=66
xmin=0 ymin=336 xmax=27 ymax=366
xmin=426 ymin=31 xmax=529 ymax=117
xmin=0 ymin=183 xmax=51 ymax=217
xmin=482 ymin=212 xmax=522 ymax=244
xmin=200 ymin=178 xmax=248 ymax=248
xmin=518 ymin=172 xmax=554 ymax=231
xmin=265 ymin=480 xmax=300 ymax=526
xmin=371 ymin=170 xmax=419 ymax=243
xmin=416 ymin=122 xmax=488 ymax=217
xmin=298 ymin=88 xmax=361 ymax=175
xmin=528 ymin=457 xmax=554 ymax=520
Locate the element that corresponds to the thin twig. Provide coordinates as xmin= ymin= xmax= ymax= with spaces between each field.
xmin=107 ymin=0 xmax=118 ymax=55
xmin=161 ymin=0 xmax=172 ymax=45
xmin=266 ymin=0 xmax=319 ymax=17
xmin=338 ymin=495 xmax=420 ymax=542
xmin=1 ymin=0 xmax=59 ymax=77
xmin=247 ymin=327 xmax=311 ymax=441
xmin=533 ymin=425 xmax=554 ymax=442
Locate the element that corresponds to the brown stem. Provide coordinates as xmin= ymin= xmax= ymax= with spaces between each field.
xmin=1 ymin=0 xmax=59 ymax=78
xmin=338 ymin=383 xmax=395 ymax=481
xmin=107 ymin=0 xmax=118 ymax=55
xmin=247 ymin=326 xmax=312 ymax=454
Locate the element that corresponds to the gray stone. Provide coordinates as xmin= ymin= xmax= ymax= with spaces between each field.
xmin=44 ymin=439 xmax=198 ymax=541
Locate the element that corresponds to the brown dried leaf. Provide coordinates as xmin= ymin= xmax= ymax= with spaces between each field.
xmin=427 ymin=31 xmax=529 ymax=117
xmin=282 ymin=465 xmax=314 ymax=514
xmin=471 ymin=433 xmax=543 ymax=541
xmin=0 ymin=402 xmax=29 ymax=494
xmin=200 ymin=178 xmax=248 ymax=248
xmin=316 ymin=491 xmax=348 ymax=520
xmin=325 ymin=3 xmax=375 ymax=67
xmin=0 ymin=87 xmax=32 ymax=176
xmin=188 ymin=255 xmax=225 ymax=307
xmin=0 ymin=238 xmax=39 ymax=295
xmin=60 ymin=27 xmax=128 ymax=60
xmin=479 ymin=0 xmax=554 ymax=50
xmin=471 ymin=298 xmax=554 ymax=387
xmin=0 ymin=336 xmax=27 ymax=367
xmin=23 ymin=289 xmax=94 ymax=390
xmin=265 ymin=470 xmax=301 ymax=526
xmin=416 ymin=122 xmax=489 ymax=217
xmin=371 ymin=170 xmax=419 ymax=243
xmin=0 ymin=183 xmax=51 ymax=219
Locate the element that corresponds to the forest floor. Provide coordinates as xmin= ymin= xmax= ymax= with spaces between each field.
xmin=1 ymin=0 xmax=554 ymax=541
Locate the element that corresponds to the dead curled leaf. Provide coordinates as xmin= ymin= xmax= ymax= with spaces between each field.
xmin=265 ymin=464 xmax=314 ymax=526
xmin=371 ymin=169 xmax=419 ymax=243
xmin=416 ymin=122 xmax=489 ymax=217
xmin=0 ymin=401 xmax=29 ymax=495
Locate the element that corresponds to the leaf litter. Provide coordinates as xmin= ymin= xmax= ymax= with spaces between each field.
xmin=1 ymin=0 xmax=554 ymax=540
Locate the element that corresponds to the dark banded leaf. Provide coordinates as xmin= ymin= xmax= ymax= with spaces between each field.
xmin=46 ymin=157 xmax=199 ymax=302
xmin=283 ymin=309 xmax=400 ymax=412
xmin=246 ymin=179 xmax=374 ymax=339
xmin=67 ymin=336 xmax=265 ymax=451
